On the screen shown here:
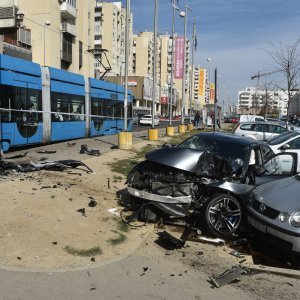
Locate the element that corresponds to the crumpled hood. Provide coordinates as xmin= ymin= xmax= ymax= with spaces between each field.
xmin=253 ymin=176 xmax=300 ymax=213
xmin=145 ymin=147 xmax=204 ymax=173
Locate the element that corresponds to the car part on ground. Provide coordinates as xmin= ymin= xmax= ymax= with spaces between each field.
xmin=0 ymin=159 xmax=94 ymax=175
xmin=126 ymin=132 xmax=298 ymax=238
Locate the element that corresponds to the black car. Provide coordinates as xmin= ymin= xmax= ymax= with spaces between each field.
xmin=127 ymin=132 xmax=297 ymax=238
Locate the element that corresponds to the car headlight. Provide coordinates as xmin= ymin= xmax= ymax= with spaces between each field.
xmin=290 ymin=211 xmax=300 ymax=227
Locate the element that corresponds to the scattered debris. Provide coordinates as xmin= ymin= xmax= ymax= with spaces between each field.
xmin=88 ymin=198 xmax=97 ymax=207
xmin=6 ymin=152 xmax=28 ymax=160
xmin=91 ymin=257 xmax=96 ymax=262
xmin=80 ymin=144 xmax=100 ymax=156
xmin=107 ymin=178 xmax=111 ymax=189
xmin=0 ymin=159 xmax=94 ymax=174
xmin=210 ymin=265 xmax=249 ymax=288
xmin=52 ymin=241 xmax=57 ymax=245
xmin=194 ymin=236 xmax=225 ymax=246
xmin=230 ymin=250 xmax=245 ymax=258
xmin=110 ymin=145 xmax=118 ymax=149
xmin=90 ymin=287 xmax=97 ymax=291
xmin=108 ymin=208 xmax=119 ymax=216
xmin=77 ymin=208 xmax=86 ymax=216
xmin=67 ymin=142 xmax=76 ymax=147
xmin=156 ymin=231 xmax=185 ymax=250
xmin=17 ymin=256 xmax=22 ymax=260
xmin=37 ymin=150 xmax=57 ymax=154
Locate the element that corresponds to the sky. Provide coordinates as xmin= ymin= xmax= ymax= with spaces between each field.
xmin=117 ymin=0 xmax=300 ymax=107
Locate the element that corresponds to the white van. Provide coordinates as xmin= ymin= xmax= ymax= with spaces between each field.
xmin=239 ymin=114 xmax=265 ymax=123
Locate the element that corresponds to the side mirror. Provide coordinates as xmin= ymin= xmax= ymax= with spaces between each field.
xmin=279 ymin=144 xmax=290 ymax=150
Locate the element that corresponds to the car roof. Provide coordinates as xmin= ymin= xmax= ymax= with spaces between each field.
xmin=198 ymin=131 xmax=263 ymax=146
xmin=238 ymin=121 xmax=284 ymax=125
xmin=268 ymin=131 xmax=300 ymax=145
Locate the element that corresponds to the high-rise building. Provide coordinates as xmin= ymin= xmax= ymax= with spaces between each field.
xmin=94 ymin=1 xmax=132 ymax=79
xmin=0 ymin=0 xmax=95 ymax=77
xmin=238 ymin=87 xmax=288 ymax=116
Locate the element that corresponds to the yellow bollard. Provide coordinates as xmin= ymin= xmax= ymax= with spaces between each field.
xmin=118 ymin=132 xmax=132 ymax=150
xmin=166 ymin=126 xmax=175 ymax=136
xmin=178 ymin=124 xmax=186 ymax=133
xmin=148 ymin=128 xmax=159 ymax=141
xmin=187 ymin=123 xmax=193 ymax=131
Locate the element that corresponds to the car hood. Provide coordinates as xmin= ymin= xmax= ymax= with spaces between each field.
xmin=253 ymin=176 xmax=300 ymax=213
xmin=146 ymin=147 xmax=204 ymax=173
xmin=145 ymin=147 xmax=233 ymax=178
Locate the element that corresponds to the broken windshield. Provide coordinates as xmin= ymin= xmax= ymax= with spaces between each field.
xmin=178 ymin=135 xmax=249 ymax=163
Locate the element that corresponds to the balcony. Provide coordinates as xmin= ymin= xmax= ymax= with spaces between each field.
xmin=60 ymin=2 xmax=76 ymax=20
xmin=0 ymin=0 xmax=18 ymax=28
xmin=61 ymin=22 xmax=77 ymax=37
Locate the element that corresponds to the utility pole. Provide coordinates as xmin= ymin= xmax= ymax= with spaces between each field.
xmin=189 ymin=20 xmax=196 ymax=124
xmin=214 ymin=68 xmax=218 ymax=130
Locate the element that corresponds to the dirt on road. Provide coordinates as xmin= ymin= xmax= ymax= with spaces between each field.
xmin=0 ymin=138 xmax=156 ymax=270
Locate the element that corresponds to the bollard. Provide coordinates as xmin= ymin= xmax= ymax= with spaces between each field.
xmin=118 ymin=132 xmax=132 ymax=149
xmin=166 ymin=126 xmax=175 ymax=136
xmin=178 ymin=124 xmax=186 ymax=134
xmin=187 ymin=123 xmax=193 ymax=131
xmin=148 ymin=128 xmax=159 ymax=141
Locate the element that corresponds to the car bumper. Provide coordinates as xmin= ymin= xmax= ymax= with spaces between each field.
xmin=247 ymin=210 xmax=300 ymax=254
xmin=127 ymin=186 xmax=192 ymax=204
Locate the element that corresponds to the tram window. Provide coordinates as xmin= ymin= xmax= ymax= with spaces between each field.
xmin=0 ymin=84 xmax=13 ymax=122
xmin=70 ymin=96 xmax=84 ymax=121
xmin=115 ymin=101 xmax=123 ymax=118
xmin=105 ymin=99 xmax=117 ymax=118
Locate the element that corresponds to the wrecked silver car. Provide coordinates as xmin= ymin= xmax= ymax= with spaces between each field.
xmin=127 ymin=132 xmax=298 ymax=238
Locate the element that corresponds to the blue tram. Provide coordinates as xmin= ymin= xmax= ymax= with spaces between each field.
xmin=0 ymin=54 xmax=133 ymax=152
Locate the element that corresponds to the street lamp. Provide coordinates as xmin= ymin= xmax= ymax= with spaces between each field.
xmin=169 ymin=0 xmax=181 ymax=126
xmin=151 ymin=0 xmax=158 ymax=129
xmin=44 ymin=20 xmax=51 ymax=66
xmin=180 ymin=4 xmax=192 ymax=126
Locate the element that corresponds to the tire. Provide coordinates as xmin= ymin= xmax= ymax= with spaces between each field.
xmin=201 ymin=193 xmax=242 ymax=238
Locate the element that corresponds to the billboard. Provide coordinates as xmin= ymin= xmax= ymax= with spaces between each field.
xmin=160 ymin=84 xmax=169 ymax=104
xmin=198 ymin=69 xmax=205 ymax=97
xmin=174 ymin=36 xmax=185 ymax=79
xmin=210 ymin=83 xmax=215 ymax=102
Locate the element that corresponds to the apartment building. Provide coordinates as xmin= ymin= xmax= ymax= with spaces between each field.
xmin=238 ymin=87 xmax=288 ymax=116
xmin=0 ymin=0 xmax=94 ymax=77
xmin=94 ymin=1 xmax=133 ymax=79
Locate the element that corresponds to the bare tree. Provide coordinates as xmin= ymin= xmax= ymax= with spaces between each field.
xmin=259 ymin=79 xmax=275 ymax=118
xmin=266 ymin=40 xmax=300 ymax=121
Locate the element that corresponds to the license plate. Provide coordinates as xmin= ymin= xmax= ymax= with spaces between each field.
xmin=248 ymin=216 xmax=267 ymax=233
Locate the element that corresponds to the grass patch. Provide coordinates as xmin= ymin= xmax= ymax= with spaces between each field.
xmin=108 ymin=144 xmax=157 ymax=177
xmin=117 ymin=220 xmax=129 ymax=232
xmin=108 ymin=233 xmax=127 ymax=245
xmin=64 ymin=246 xmax=102 ymax=257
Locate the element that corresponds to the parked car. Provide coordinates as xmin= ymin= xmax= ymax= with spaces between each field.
xmin=267 ymin=131 xmax=300 ymax=172
xmin=139 ymin=115 xmax=160 ymax=126
xmin=233 ymin=121 xmax=288 ymax=141
xmin=126 ymin=132 xmax=297 ymax=238
xmin=239 ymin=114 xmax=264 ymax=123
xmin=247 ymin=175 xmax=300 ymax=260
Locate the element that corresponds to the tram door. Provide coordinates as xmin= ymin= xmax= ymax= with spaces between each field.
xmin=15 ymin=85 xmax=41 ymax=144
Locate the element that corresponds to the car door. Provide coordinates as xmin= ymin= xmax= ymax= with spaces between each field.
xmin=280 ymin=136 xmax=300 ymax=172
xmin=254 ymin=124 xmax=265 ymax=140
xmin=254 ymin=152 xmax=298 ymax=186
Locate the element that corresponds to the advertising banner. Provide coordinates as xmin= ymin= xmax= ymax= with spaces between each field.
xmin=199 ymin=69 xmax=205 ymax=97
xmin=210 ymin=83 xmax=215 ymax=102
xmin=174 ymin=36 xmax=185 ymax=79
